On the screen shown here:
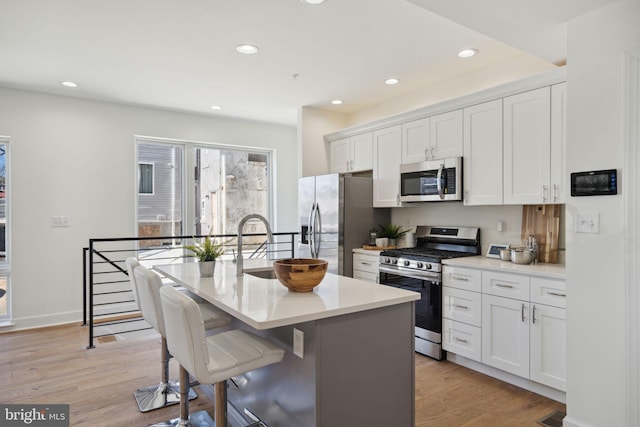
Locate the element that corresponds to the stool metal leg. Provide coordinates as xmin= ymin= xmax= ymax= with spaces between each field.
xmin=214 ymin=381 xmax=227 ymax=427
xmin=134 ymin=337 xmax=197 ymax=413
xmin=150 ymin=365 xmax=214 ymax=427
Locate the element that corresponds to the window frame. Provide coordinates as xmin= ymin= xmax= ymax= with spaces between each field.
xmin=0 ymin=135 xmax=12 ymax=323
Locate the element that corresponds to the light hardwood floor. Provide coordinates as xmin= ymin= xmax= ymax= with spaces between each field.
xmin=0 ymin=324 xmax=565 ymax=426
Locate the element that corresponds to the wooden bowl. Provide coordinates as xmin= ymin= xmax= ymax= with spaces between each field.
xmin=273 ymin=258 xmax=328 ymax=292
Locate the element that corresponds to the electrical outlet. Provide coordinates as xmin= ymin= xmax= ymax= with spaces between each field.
xmin=293 ymin=328 xmax=304 ymax=359
xmin=51 ymin=216 xmax=70 ymax=227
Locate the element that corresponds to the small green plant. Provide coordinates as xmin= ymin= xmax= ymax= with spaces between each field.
xmin=378 ymin=223 xmax=408 ymax=239
xmin=183 ymin=235 xmax=225 ymax=262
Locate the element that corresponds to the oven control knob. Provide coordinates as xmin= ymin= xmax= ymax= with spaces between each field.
xmin=383 ymin=257 xmax=390 ymax=264
xmin=416 ymin=262 xmax=424 ymax=269
xmin=392 ymin=258 xmax=398 ymax=265
xmin=425 ymin=263 xmax=432 ymax=270
xmin=403 ymin=260 xmax=410 ymax=267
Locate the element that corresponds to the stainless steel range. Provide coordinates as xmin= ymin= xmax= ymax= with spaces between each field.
xmin=379 ymin=226 xmax=480 ymax=360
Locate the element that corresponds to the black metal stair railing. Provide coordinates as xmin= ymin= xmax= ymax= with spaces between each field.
xmin=83 ymin=232 xmax=297 ymax=349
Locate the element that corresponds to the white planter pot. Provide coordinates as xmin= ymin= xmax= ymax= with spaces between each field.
xmin=198 ymin=260 xmax=216 ymax=277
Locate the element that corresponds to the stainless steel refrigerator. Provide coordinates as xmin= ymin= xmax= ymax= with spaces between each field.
xmin=298 ymin=174 xmax=389 ymax=277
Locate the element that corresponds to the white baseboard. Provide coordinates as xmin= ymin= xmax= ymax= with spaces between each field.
xmin=0 ymin=310 xmax=82 ymax=332
xmin=446 ymin=353 xmax=566 ymax=404
xmin=562 ymin=415 xmax=592 ymax=427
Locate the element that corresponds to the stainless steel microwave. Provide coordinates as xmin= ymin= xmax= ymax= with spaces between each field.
xmin=400 ymin=157 xmax=463 ymax=202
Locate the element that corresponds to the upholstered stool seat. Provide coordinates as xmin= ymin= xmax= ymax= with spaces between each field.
xmin=156 ymin=285 xmax=285 ymax=427
xmin=126 ymin=259 xmax=231 ymax=413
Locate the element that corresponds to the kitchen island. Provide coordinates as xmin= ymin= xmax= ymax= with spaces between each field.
xmin=154 ymin=260 xmax=419 ymax=427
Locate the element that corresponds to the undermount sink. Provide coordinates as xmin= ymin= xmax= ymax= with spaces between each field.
xmin=244 ymin=269 xmax=277 ymax=279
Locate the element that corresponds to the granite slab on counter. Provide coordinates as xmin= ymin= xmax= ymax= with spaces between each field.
xmin=443 ymin=255 xmax=566 ymax=280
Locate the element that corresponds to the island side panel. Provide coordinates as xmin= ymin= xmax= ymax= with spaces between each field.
xmin=316 ymin=302 xmax=415 ymax=427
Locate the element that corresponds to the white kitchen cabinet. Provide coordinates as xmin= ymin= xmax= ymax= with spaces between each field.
xmin=330 ymin=133 xmax=373 ymax=174
xmin=482 ymin=270 xmax=530 ymax=301
xmin=443 ymin=318 xmax=482 ymax=362
xmin=353 ymin=250 xmax=380 ymax=283
xmin=482 ymin=294 xmax=531 ymax=378
xmin=443 ymin=286 xmax=482 ymax=327
xmin=530 ymin=302 xmax=566 ymax=391
xmin=550 ymin=82 xmax=567 ymax=203
xmin=430 ymin=109 xmax=463 ymax=160
xmin=401 ymin=110 xmax=463 ymax=165
xmin=503 ymin=87 xmax=551 ymax=204
xmin=463 ymin=99 xmax=503 ymax=205
xmin=443 ymin=265 xmax=482 ymax=292
xmin=401 ymin=118 xmax=430 ymax=164
xmin=373 ymin=125 xmax=402 ymax=207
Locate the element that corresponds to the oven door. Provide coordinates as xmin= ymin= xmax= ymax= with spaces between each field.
xmin=378 ymin=268 xmax=443 ymax=354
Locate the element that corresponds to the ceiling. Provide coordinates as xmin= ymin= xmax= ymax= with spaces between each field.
xmin=0 ymin=0 xmax=618 ymax=126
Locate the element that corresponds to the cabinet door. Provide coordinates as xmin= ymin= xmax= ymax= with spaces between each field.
xmin=401 ymin=118 xmax=429 ymax=164
xmin=350 ymin=132 xmax=373 ymax=172
xmin=430 ymin=109 xmax=463 ymax=160
xmin=550 ymin=83 xmax=567 ymax=203
xmin=503 ymin=87 xmax=551 ymax=204
xmin=330 ymin=138 xmax=351 ymax=174
xmin=373 ymin=125 xmax=402 ymax=207
xmin=482 ymin=294 xmax=530 ymax=377
xmin=530 ymin=304 xmax=566 ymax=391
xmin=463 ymin=100 xmax=503 ymax=205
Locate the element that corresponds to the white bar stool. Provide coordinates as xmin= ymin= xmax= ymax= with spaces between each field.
xmin=156 ymin=285 xmax=285 ymax=427
xmin=129 ymin=261 xmax=232 ymax=413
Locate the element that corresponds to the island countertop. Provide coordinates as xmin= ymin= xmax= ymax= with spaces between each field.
xmin=153 ymin=259 xmax=420 ymax=330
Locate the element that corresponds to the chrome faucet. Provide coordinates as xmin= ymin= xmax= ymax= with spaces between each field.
xmin=236 ymin=214 xmax=273 ymax=276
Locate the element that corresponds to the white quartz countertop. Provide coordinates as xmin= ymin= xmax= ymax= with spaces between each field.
xmin=353 ymin=248 xmax=383 ymax=255
xmin=442 ymin=255 xmax=566 ymax=280
xmin=153 ymin=259 xmax=419 ymax=330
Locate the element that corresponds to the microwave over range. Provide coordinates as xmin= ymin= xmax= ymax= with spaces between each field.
xmin=400 ymin=157 xmax=462 ymax=202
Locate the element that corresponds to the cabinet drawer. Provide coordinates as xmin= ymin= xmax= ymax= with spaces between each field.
xmin=353 ymin=270 xmax=378 ymax=283
xmin=443 ymin=287 xmax=481 ymax=327
xmin=353 ymin=253 xmax=379 ymax=274
xmin=530 ymin=277 xmax=566 ymax=308
xmin=443 ymin=318 xmax=482 ymax=362
xmin=482 ymin=271 xmax=529 ymax=300
xmin=443 ymin=266 xmax=482 ymax=292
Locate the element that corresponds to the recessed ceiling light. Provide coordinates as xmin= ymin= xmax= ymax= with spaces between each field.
xmin=61 ymin=81 xmax=78 ymax=88
xmin=331 ymin=99 xmax=343 ymax=105
xmin=458 ymin=48 xmax=478 ymax=58
xmin=210 ymin=105 xmax=222 ymax=110
xmin=301 ymin=0 xmax=326 ymax=4
xmin=385 ymin=78 xmax=399 ymax=85
xmin=236 ymin=44 xmax=259 ymax=54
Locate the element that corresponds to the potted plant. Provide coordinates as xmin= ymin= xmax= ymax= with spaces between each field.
xmin=378 ymin=223 xmax=408 ymax=247
xmin=183 ymin=235 xmax=225 ymax=277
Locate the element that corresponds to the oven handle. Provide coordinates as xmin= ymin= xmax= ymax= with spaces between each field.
xmin=378 ymin=264 xmax=441 ymax=283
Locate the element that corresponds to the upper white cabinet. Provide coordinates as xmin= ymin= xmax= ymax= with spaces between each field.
xmin=550 ymin=82 xmax=567 ymax=203
xmin=330 ymin=132 xmax=373 ymax=174
xmin=503 ymin=87 xmax=552 ymax=204
xmin=401 ymin=110 xmax=463 ymax=164
xmin=373 ymin=125 xmax=402 ymax=207
xmin=463 ymin=99 xmax=503 ymax=206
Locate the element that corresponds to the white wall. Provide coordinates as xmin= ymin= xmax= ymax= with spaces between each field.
xmin=0 ymin=87 xmax=297 ymax=330
xmin=564 ymin=1 xmax=639 ymax=426
xmin=297 ymin=106 xmax=347 ymax=177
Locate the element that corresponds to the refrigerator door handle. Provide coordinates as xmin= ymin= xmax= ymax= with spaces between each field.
xmin=313 ymin=203 xmax=322 ymax=258
xmin=308 ymin=203 xmax=317 ymax=258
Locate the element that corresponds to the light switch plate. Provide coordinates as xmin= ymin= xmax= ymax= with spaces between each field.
xmin=576 ymin=212 xmax=599 ymax=234
xmin=293 ymin=328 xmax=304 ymax=359
xmin=51 ymin=216 xmax=70 ymax=227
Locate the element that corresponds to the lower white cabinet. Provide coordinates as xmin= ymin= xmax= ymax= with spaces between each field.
xmin=353 ymin=250 xmax=380 ymax=283
xmin=443 ymin=264 xmax=567 ymax=392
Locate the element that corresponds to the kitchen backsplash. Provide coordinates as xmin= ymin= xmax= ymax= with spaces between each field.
xmin=391 ymin=202 xmax=566 ymax=264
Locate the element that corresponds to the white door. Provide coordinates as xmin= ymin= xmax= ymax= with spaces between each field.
xmin=401 ymin=118 xmax=429 ymax=164
xmin=463 ymin=100 xmax=503 ymax=205
xmin=482 ymin=294 xmax=530 ymax=378
xmin=373 ymin=125 xmax=402 ymax=207
xmin=430 ymin=109 xmax=463 ymax=160
xmin=530 ymin=303 xmax=567 ymax=391
xmin=350 ymin=133 xmax=373 ymax=172
xmin=503 ymin=87 xmax=551 ymax=204
xmin=330 ymin=137 xmax=351 ymax=174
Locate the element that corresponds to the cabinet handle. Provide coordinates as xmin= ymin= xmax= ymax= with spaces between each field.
xmin=542 ymin=185 xmax=549 ymax=203
xmin=495 ymin=283 xmax=514 ymax=289
xmin=454 ymin=337 xmax=468 ymax=344
xmin=521 ymin=303 xmax=526 ymax=322
xmin=350 ymin=160 xmax=354 ymax=170
xmin=346 ymin=161 xmax=350 ymax=171
xmin=425 ymin=148 xmax=429 ymax=160
xmin=361 ymin=262 xmax=372 ymax=266
xmin=464 ymin=190 xmax=470 ymax=204
xmin=553 ymin=184 xmax=559 ymax=202
xmin=453 ymin=303 xmax=469 ymax=310
xmin=396 ymin=193 xmax=401 ymax=204
xmin=532 ymin=305 xmax=537 ymax=324
xmin=376 ymin=275 xmax=379 ymax=284
xmin=451 ymin=275 xmax=469 ymax=281
xmin=547 ymin=291 xmax=566 ymax=297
